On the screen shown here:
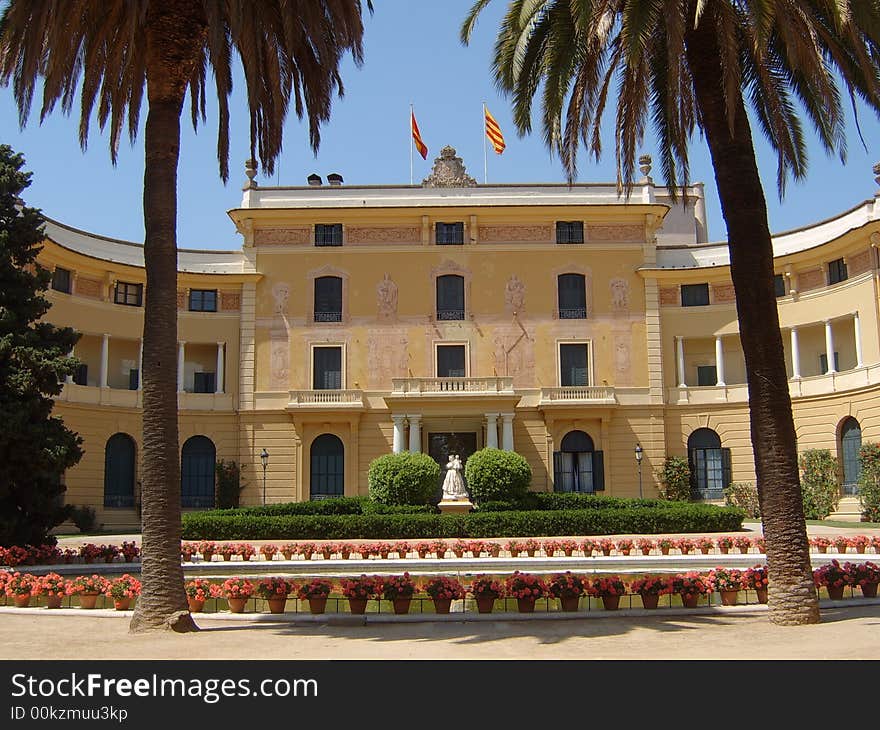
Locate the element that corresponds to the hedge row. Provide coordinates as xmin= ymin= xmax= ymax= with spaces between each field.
xmin=475 ymin=493 xmax=682 ymax=512
xmin=181 ymin=504 xmax=745 ymax=541
xmin=195 ymin=497 xmax=436 ymax=519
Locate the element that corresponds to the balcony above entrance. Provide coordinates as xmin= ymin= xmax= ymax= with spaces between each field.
xmin=539 ymin=386 xmax=617 ymax=406
xmin=286 ymin=389 xmax=365 ymax=411
xmin=390 ymin=377 xmax=514 ymax=397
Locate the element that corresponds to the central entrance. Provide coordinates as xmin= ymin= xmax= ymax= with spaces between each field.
xmin=428 ymin=432 xmax=478 ymax=499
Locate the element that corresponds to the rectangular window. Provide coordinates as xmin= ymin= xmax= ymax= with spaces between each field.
xmin=51 ymin=267 xmax=71 ymax=294
xmin=697 ymin=365 xmax=717 ymax=386
xmin=314 ymin=277 xmax=343 ymax=322
xmin=558 ymin=274 xmax=587 ymax=319
xmin=114 ymin=281 xmax=143 ymax=307
xmin=315 ymin=224 xmax=343 ymax=246
xmin=188 ymin=289 xmax=217 ymax=312
xmin=555 ymin=221 xmax=584 ymax=244
xmin=819 ymin=352 xmax=840 ymax=375
xmin=559 ymin=343 xmax=589 ymax=386
xmin=828 ymin=258 xmax=848 ymax=285
xmin=73 ymin=364 xmax=88 ymax=386
xmin=436 ymin=345 xmax=466 ymax=378
xmin=435 ymin=222 xmax=464 ymax=245
xmin=193 ymin=372 xmax=216 ymax=394
xmin=436 ymin=275 xmax=465 ymax=320
xmin=680 ymin=283 xmax=710 ymax=307
xmin=313 ymin=346 xmax=342 ymax=389
xmin=774 ymin=274 xmax=786 ymax=298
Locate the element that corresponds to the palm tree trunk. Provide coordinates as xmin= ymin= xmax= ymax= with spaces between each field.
xmin=685 ymin=11 xmax=819 ymax=625
xmin=129 ymin=1 xmax=206 ymax=634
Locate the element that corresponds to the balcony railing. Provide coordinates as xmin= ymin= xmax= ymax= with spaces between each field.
xmin=559 ymin=308 xmax=587 ymax=319
xmin=391 ymin=377 xmax=514 ymax=396
xmin=436 ymin=309 xmax=465 ymax=321
xmin=287 ymin=389 xmax=365 ymax=408
xmin=539 ymin=386 xmax=616 ymax=404
xmin=314 ymin=311 xmax=342 ymax=323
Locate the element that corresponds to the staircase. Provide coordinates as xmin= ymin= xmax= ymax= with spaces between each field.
xmin=826 ymin=496 xmax=863 ymax=523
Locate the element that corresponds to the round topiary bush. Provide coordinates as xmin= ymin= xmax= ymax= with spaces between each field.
xmin=463 ymin=448 xmax=531 ymax=504
xmin=368 ymin=452 xmax=441 ymax=506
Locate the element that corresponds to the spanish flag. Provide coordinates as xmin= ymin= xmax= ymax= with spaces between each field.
xmin=411 ymin=110 xmax=428 ymax=160
xmin=485 ymin=106 xmax=506 ymax=154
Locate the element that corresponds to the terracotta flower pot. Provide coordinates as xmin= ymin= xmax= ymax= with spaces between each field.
xmin=433 ymin=598 xmax=452 ymax=614
xmin=113 ymin=598 xmax=131 ymax=611
xmin=201 ymin=551 xmax=214 ymax=562
xmin=640 ymin=593 xmax=660 ymax=610
xmin=78 ymin=592 xmax=99 ymax=609
xmin=227 ymin=597 xmax=247 ymax=613
xmin=187 ymin=597 xmax=206 ymax=613
xmin=826 ymin=585 xmax=846 ymax=600
xmin=718 ymin=547 xmax=729 ymax=554
xmin=475 ymin=595 xmax=495 ymax=614
xmin=816 ymin=546 xmax=827 ymax=554
xmin=13 ymin=594 xmax=31 ymax=608
xmin=348 ymin=598 xmax=368 ymax=615
xmin=392 ymin=598 xmax=411 ymax=615
xmin=308 ymin=596 xmax=328 ymax=614
xmin=861 ymin=582 xmax=878 ymax=598
xmin=755 ymin=588 xmax=769 ymax=604
xmin=601 ymin=595 xmax=620 ymax=611
xmin=46 ymin=595 xmax=63 ymax=610
xmin=266 ymin=597 xmax=287 ymax=614
xmin=559 ymin=596 xmax=580 ymax=612
xmin=516 ymin=597 xmax=536 ymax=613
xmin=680 ymin=594 xmax=699 ymax=608
xmin=700 ymin=547 xmax=711 ymax=555
xmin=660 ymin=546 xmax=671 ymax=555
xmin=720 ymin=590 xmax=739 ymax=606
xmin=280 ymin=551 xmax=293 ymax=561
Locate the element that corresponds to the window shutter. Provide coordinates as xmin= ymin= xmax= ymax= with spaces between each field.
xmin=129 ymin=369 xmax=139 ymax=391
xmin=553 ymin=451 xmax=564 ymax=492
xmin=721 ymin=448 xmax=732 ymax=488
xmin=592 ymin=451 xmax=605 ymax=491
xmin=688 ymin=451 xmax=697 ymax=492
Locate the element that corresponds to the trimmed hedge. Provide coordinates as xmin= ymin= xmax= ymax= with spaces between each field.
xmin=194 ymin=497 xmax=436 ymax=519
xmin=368 ymin=452 xmax=440 ymax=505
xmin=476 ymin=493 xmax=684 ymax=512
xmin=181 ymin=503 xmax=745 ymax=541
xmin=464 ymin=448 xmax=531 ymax=503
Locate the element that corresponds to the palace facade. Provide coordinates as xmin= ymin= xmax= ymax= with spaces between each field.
xmin=38 ymin=147 xmax=880 ymax=529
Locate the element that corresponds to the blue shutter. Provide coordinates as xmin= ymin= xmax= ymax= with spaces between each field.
xmin=593 ymin=451 xmax=605 ymax=491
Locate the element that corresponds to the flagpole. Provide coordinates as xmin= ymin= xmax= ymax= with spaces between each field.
xmin=483 ymin=102 xmax=488 ymax=184
xmin=409 ymin=104 xmax=414 ymax=185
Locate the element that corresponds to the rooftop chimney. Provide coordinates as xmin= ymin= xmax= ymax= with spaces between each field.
xmin=327 ymin=173 xmax=343 ymax=186
xmin=307 ymin=173 xmax=322 ymax=186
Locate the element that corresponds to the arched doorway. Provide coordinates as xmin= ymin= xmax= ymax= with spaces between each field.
xmin=181 ymin=436 xmax=216 ymax=509
xmin=310 ymin=434 xmax=344 ymax=500
xmin=687 ymin=428 xmax=731 ymax=500
xmin=553 ymin=430 xmax=604 ymax=493
xmin=104 ymin=433 xmax=136 ymax=508
xmin=841 ymin=417 xmax=862 ymax=495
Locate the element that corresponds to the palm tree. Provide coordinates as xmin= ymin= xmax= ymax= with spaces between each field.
xmin=464 ymin=0 xmax=880 ymax=625
xmin=0 ymin=0 xmax=370 ymax=632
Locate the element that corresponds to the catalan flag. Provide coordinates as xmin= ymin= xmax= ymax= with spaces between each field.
xmin=411 ymin=110 xmax=428 ymax=160
xmin=485 ymin=106 xmax=506 ymax=154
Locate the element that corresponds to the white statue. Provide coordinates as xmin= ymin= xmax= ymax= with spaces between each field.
xmin=441 ymin=454 xmax=468 ymax=500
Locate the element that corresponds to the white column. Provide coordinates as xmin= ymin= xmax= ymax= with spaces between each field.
xmin=790 ymin=327 xmax=801 ymax=379
xmin=407 ymin=415 xmax=421 ymax=453
xmin=100 ymin=334 xmax=109 ymax=388
xmin=824 ymin=320 xmax=837 ymax=374
xmin=676 ymin=336 xmax=686 ymax=388
xmin=65 ymin=348 xmax=74 ymax=385
xmin=500 ymin=413 xmax=514 ymax=451
xmin=714 ymin=335 xmax=726 ymax=386
xmin=485 ymin=413 xmax=499 ymax=449
xmin=392 ymin=415 xmax=407 ymax=454
xmin=854 ymin=313 xmax=864 ymax=368
xmin=215 ymin=342 xmax=225 ymax=394
xmin=177 ymin=341 xmax=186 ymax=392
xmin=137 ymin=340 xmax=143 ymax=391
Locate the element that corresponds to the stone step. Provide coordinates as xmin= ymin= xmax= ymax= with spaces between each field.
xmin=828 ymin=497 xmax=863 ymax=522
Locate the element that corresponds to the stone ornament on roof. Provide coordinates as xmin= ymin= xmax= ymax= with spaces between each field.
xmin=422 ymin=146 xmax=477 ymax=188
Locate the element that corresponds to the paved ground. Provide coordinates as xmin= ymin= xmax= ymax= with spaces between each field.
xmin=1 ymin=603 xmax=878 ymax=659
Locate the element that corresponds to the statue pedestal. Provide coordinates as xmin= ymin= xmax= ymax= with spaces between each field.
xmin=438 ymin=499 xmax=474 ymax=515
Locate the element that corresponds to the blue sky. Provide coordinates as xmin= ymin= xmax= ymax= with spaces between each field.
xmin=2 ymin=0 xmax=880 ymax=249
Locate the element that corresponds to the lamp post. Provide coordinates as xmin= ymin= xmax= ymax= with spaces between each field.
xmin=260 ymin=448 xmax=269 ymax=506
xmin=634 ymin=443 xmax=643 ymax=499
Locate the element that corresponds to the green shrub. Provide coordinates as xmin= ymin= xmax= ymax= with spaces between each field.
xmin=858 ymin=443 xmax=880 ymax=522
xmin=215 ymin=460 xmax=244 ymax=510
xmin=69 ymin=505 xmax=97 ymax=533
xmin=799 ymin=449 xmax=840 ymax=519
xmin=367 ymin=452 xmax=441 ymax=505
xmin=656 ymin=457 xmax=692 ymax=501
xmin=198 ymin=496 xmax=436 ymax=518
xmin=723 ymin=482 xmax=761 ymax=518
xmin=475 ymin=493 xmax=675 ymax=512
xmin=463 ymin=448 xmax=531 ymax=504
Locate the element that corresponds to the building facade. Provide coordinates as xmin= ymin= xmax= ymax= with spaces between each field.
xmin=37 ymin=147 xmax=880 ymax=529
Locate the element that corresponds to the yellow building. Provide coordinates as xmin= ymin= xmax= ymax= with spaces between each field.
xmin=38 ymin=147 xmax=880 ymax=529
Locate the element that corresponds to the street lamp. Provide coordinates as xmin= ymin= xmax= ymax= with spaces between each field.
xmin=260 ymin=448 xmax=269 ymax=505
xmin=634 ymin=443 xmax=643 ymax=499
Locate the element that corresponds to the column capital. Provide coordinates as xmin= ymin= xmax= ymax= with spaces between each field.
xmin=499 ymin=412 xmax=515 ymax=420
xmin=391 ymin=414 xmax=407 ymax=423
xmin=484 ymin=412 xmax=499 ymax=420
xmin=406 ymin=413 xmax=421 ymax=422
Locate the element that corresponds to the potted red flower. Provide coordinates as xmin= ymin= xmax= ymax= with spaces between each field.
xmin=468 ymin=575 xmax=505 ymax=614
xmin=671 ymin=572 xmax=713 ymax=608
xmin=39 ymin=573 xmax=69 ymax=609
xmin=423 ymin=576 xmax=465 ymax=614
xmin=850 ymin=535 xmax=871 ymax=554
xmin=221 ymin=577 xmax=254 ymax=613
xmin=636 ymin=538 xmax=656 ymax=555
xmin=429 ymin=540 xmax=448 ymax=558
xmin=505 ymin=571 xmax=549 ymax=613
xmin=845 ymin=561 xmax=880 ymax=597
xmin=676 ymin=537 xmax=695 ymax=555
xmin=198 ymin=540 xmax=217 ymax=561
xmin=743 ymin=564 xmax=769 ymax=603
xmin=78 ymin=543 xmax=101 ymax=564
xmin=379 ymin=573 xmax=416 ymax=614
xmin=810 ymin=536 xmax=831 ymax=554
xmin=256 ymin=577 xmax=292 ymax=614
xmin=235 ymin=543 xmax=257 ymax=561
xmin=296 ymin=578 xmax=334 ymax=614
xmin=70 ymin=574 xmax=110 ymax=609
xmin=657 ymin=538 xmax=675 ymax=555
xmin=105 ymin=574 xmax=141 ymax=611
xmin=733 ymin=536 xmax=753 ymax=554
xmin=589 ymin=576 xmax=627 ymax=611
xmin=451 ymin=539 xmax=470 ymax=558
xmin=548 ymin=572 xmax=588 ymax=611
xmin=340 ymin=575 xmax=379 ymax=614
xmin=629 ymin=575 xmax=671 ymax=609
xmin=296 ymin=542 xmax=317 ymax=560
xmin=616 ymin=538 xmax=635 ymax=556
xmin=185 ymin=579 xmax=221 ymax=612
xmin=709 ymin=567 xmax=744 ymax=605
xmin=598 ymin=538 xmax=615 ymax=557
xmin=833 ymin=536 xmax=850 ymax=554
xmin=279 ymin=543 xmax=297 ymax=561
xmin=716 ymin=536 xmax=735 ymax=554
xmin=4 ymin=572 xmax=37 ymax=608
xmin=484 ymin=541 xmax=503 ymax=558
xmin=813 ymin=560 xmax=851 ymax=600
xmin=695 ymin=536 xmax=714 ymax=555
xmin=581 ymin=539 xmax=598 ymax=557
xmin=259 ymin=544 xmax=279 ymax=561
xmin=394 ymin=541 xmax=411 ymax=559
xmin=413 ymin=541 xmax=432 ymax=559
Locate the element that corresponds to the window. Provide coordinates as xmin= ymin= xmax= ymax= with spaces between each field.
xmin=314 ymin=276 xmax=343 ymax=323
xmin=560 ymin=343 xmax=589 ymax=386
xmin=51 ymin=267 xmax=71 ymax=294
xmin=681 ymin=283 xmax=709 ymax=306
xmin=313 ymin=346 xmax=342 ymax=389
xmin=553 ymin=430 xmax=604 ymax=493
xmin=193 ymin=372 xmax=216 ymax=393
xmin=310 ymin=434 xmax=344 ymax=500
xmin=555 ymin=221 xmax=584 ymax=244
xmin=436 ymin=275 xmax=465 ymax=320
xmin=188 ymin=289 xmax=217 ymax=312
xmin=840 ymin=417 xmax=862 ymax=495
xmin=774 ymin=274 xmax=786 ymax=298
xmin=687 ymin=428 xmax=731 ymax=499
xmin=114 ymin=281 xmax=143 ymax=307
xmin=436 ymin=345 xmax=466 ymax=377
xmin=436 ymin=222 xmax=464 ymax=245
xmin=697 ymin=365 xmax=717 ymax=386
xmin=73 ymin=364 xmax=88 ymax=386
xmin=315 ymin=223 xmax=343 ymax=247
xmin=819 ymin=352 xmax=840 ymax=375
xmin=828 ymin=258 xmax=848 ymax=285
xmin=104 ymin=433 xmax=136 ymax=508
xmin=557 ymin=274 xmax=586 ymax=319
xmin=181 ymin=436 xmax=216 ymax=509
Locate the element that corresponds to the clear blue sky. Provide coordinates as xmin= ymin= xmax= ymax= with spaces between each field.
xmin=2 ymin=0 xmax=880 ymax=249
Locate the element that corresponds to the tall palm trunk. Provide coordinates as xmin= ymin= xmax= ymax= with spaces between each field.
xmin=685 ymin=12 xmax=819 ymax=625
xmin=129 ymin=1 xmax=206 ymax=633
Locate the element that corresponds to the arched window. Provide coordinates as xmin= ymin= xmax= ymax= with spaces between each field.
xmin=436 ymin=275 xmax=465 ymax=320
xmin=688 ymin=428 xmax=731 ymax=499
xmin=553 ymin=430 xmax=604 ymax=493
xmin=557 ymin=274 xmax=586 ymax=319
xmin=181 ymin=436 xmax=216 ymax=509
xmin=314 ymin=276 xmax=343 ymax=322
xmin=104 ymin=433 xmax=136 ymax=508
xmin=311 ymin=434 xmax=344 ymax=500
xmin=841 ymin=417 xmax=862 ymax=495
